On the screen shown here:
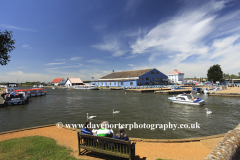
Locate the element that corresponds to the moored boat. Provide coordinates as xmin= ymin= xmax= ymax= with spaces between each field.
xmin=168 ymin=93 xmax=205 ymax=106
xmin=4 ymin=92 xmax=29 ymax=106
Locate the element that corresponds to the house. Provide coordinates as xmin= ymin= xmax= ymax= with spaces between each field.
xmin=167 ymin=70 xmax=184 ymax=84
xmin=65 ymin=78 xmax=83 ymax=87
xmin=90 ymin=68 xmax=168 ymax=87
xmin=51 ymin=78 xmax=65 ymax=86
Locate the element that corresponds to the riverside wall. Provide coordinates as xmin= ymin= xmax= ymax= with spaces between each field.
xmin=205 ymin=123 xmax=240 ymax=160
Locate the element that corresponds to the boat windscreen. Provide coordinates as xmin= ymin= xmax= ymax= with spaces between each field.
xmin=187 ymin=95 xmax=193 ymax=100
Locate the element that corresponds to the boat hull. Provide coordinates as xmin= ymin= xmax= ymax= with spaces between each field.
xmin=168 ymin=97 xmax=205 ymax=106
xmin=170 ymin=99 xmax=205 ymax=106
xmin=6 ymin=98 xmax=29 ymax=106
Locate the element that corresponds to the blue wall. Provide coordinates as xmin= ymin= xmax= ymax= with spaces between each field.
xmin=90 ymin=68 xmax=168 ymax=87
xmin=137 ymin=68 xmax=168 ymax=85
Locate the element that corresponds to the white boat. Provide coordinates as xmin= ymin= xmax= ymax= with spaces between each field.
xmin=39 ymin=85 xmax=44 ymax=88
xmin=73 ymin=85 xmax=98 ymax=90
xmin=168 ymin=93 xmax=205 ymax=106
xmin=33 ymin=85 xmax=38 ymax=87
xmin=204 ymin=87 xmax=222 ymax=94
xmin=5 ymin=83 xmax=18 ymax=93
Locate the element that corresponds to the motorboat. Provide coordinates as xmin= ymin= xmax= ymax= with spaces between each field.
xmin=73 ymin=85 xmax=98 ymax=90
xmin=4 ymin=92 xmax=29 ymax=106
xmin=204 ymin=87 xmax=222 ymax=94
xmin=168 ymin=93 xmax=205 ymax=106
xmin=39 ymin=85 xmax=44 ymax=88
xmin=5 ymin=83 xmax=18 ymax=93
xmin=192 ymin=87 xmax=202 ymax=94
xmin=33 ymin=85 xmax=38 ymax=88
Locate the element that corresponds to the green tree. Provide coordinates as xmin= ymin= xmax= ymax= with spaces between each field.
xmin=207 ymin=64 xmax=223 ymax=83
xmin=0 ymin=30 xmax=15 ymax=65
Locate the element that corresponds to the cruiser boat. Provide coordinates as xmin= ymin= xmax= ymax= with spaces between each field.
xmin=4 ymin=92 xmax=29 ymax=106
xmin=204 ymin=87 xmax=222 ymax=94
xmin=168 ymin=93 xmax=205 ymax=106
xmin=73 ymin=85 xmax=98 ymax=90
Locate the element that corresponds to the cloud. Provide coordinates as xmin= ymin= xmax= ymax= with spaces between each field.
xmin=70 ymin=57 xmax=82 ymax=61
xmin=87 ymin=59 xmax=105 ymax=64
xmin=0 ymin=24 xmax=37 ymax=32
xmin=91 ymin=36 xmax=126 ymax=57
xmin=128 ymin=64 xmax=134 ymax=66
xmin=45 ymin=64 xmax=82 ymax=70
xmin=44 ymin=62 xmax=66 ymax=65
xmin=22 ymin=44 xmax=32 ymax=49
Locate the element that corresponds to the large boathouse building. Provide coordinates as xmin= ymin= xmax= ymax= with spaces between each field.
xmin=90 ymin=68 xmax=168 ymax=87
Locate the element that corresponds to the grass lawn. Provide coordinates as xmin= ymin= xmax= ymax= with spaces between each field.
xmin=0 ymin=136 xmax=79 ymax=160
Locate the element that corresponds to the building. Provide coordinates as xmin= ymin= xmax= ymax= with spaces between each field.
xmin=167 ymin=70 xmax=184 ymax=84
xmin=90 ymin=68 xmax=168 ymax=87
xmin=51 ymin=78 xmax=65 ymax=86
xmin=65 ymin=78 xmax=83 ymax=87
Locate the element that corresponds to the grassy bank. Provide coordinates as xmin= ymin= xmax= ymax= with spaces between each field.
xmin=0 ymin=136 xmax=78 ymax=160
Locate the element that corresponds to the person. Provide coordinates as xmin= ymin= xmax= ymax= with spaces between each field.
xmin=1 ymin=91 xmax=7 ymax=100
xmin=97 ymin=121 xmax=113 ymax=137
xmin=113 ymin=127 xmax=129 ymax=141
xmin=10 ymin=91 xmax=16 ymax=98
xmin=80 ymin=122 xmax=93 ymax=135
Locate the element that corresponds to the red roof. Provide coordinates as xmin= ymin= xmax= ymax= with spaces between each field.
xmin=170 ymin=70 xmax=181 ymax=74
xmin=52 ymin=78 xmax=63 ymax=83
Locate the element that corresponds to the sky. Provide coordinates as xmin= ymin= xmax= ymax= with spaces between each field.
xmin=1 ymin=0 xmax=240 ymax=83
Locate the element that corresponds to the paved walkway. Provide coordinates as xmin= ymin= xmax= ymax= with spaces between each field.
xmin=0 ymin=125 xmax=224 ymax=160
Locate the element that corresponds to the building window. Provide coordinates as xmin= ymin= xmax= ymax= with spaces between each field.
xmin=156 ymin=78 xmax=159 ymax=80
xmin=105 ymin=83 xmax=107 ymax=86
xmin=146 ymin=78 xmax=149 ymax=80
xmin=121 ymin=82 xmax=123 ymax=85
xmin=142 ymin=78 xmax=144 ymax=80
xmin=146 ymin=82 xmax=149 ymax=85
xmin=110 ymin=82 xmax=111 ymax=85
xmin=156 ymin=72 xmax=159 ymax=74
xmin=130 ymin=82 xmax=133 ymax=85
xmin=101 ymin=83 xmax=103 ymax=85
xmin=114 ymin=82 xmax=116 ymax=85
xmin=151 ymin=71 xmax=154 ymax=74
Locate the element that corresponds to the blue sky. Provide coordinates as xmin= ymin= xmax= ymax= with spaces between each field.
xmin=1 ymin=0 xmax=240 ymax=83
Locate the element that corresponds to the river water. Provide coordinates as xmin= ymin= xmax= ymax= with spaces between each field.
xmin=0 ymin=87 xmax=239 ymax=139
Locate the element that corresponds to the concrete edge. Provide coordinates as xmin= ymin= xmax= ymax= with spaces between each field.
xmin=0 ymin=123 xmax=226 ymax=143
xmin=0 ymin=124 xmax=56 ymax=135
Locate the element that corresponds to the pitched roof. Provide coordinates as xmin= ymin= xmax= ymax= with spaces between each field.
xmin=68 ymin=78 xmax=83 ymax=84
xmin=99 ymin=68 xmax=154 ymax=79
xmin=170 ymin=70 xmax=181 ymax=74
xmin=52 ymin=78 xmax=64 ymax=83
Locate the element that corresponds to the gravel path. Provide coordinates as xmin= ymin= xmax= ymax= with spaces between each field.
xmin=0 ymin=126 xmax=224 ymax=160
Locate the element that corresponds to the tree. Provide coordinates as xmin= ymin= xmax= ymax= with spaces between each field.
xmin=207 ymin=64 xmax=223 ymax=83
xmin=0 ymin=30 xmax=15 ymax=65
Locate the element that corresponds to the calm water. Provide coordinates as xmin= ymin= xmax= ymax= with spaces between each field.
xmin=0 ymin=87 xmax=240 ymax=139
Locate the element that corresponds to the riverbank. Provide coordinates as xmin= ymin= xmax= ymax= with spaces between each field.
xmin=0 ymin=124 xmax=224 ymax=160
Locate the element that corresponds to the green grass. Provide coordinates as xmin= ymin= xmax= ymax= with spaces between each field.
xmin=0 ymin=136 xmax=78 ymax=160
